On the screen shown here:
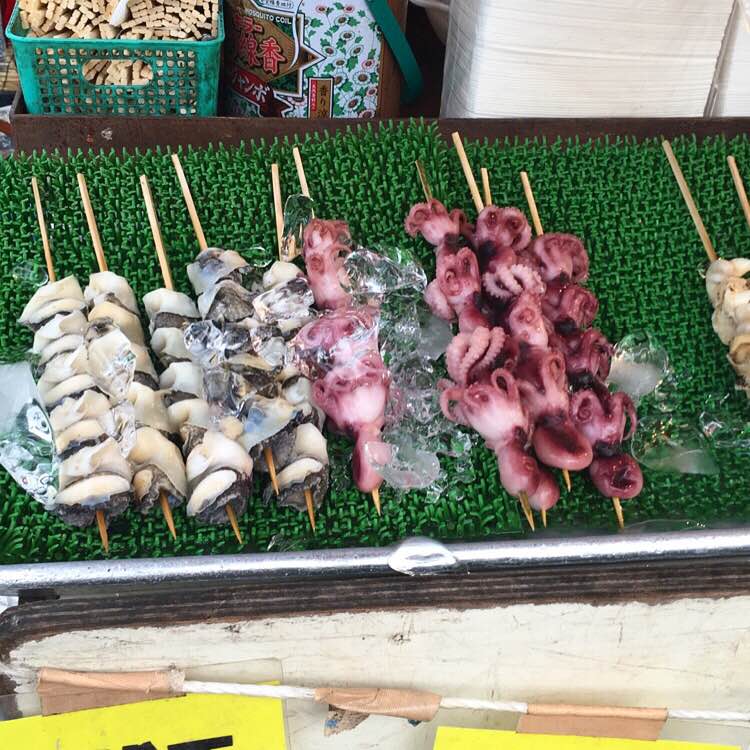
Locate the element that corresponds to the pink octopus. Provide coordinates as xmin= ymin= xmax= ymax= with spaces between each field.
xmin=424 ymin=247 xmax=489 ymax=332
xmin=483 ymin=264 xmax=545 ymax=303
xmin=439 ymin=368 xmax=559 ymax=511
xmin=570 ymin=385 xmax=642 ymax=500
xmin=542 ymin=279 xmax=599 ymax=331
xmin=514 ymin=348 xmax=593 ymax=472
xmin=528 ymin=233 xmax=590 ymax=284
xmin=445 ymin=326 xmax=506 ymax=386
xmin=473 ymin=207 xmax=532 ymax=274
xmin=293 ymin=308 xmax=390 ymax=494
xmin=314 ymin=351 xmax=391 ymax=494
xmin=292 ymin=307 xmax=380 ymax=378
xmin=550 ymin=328 xmax=613 ymax=386
xmin=404 ymin=199 xmax=472 ymax=248
xmin=505 ymin=291 xmax=550 ymax=349
xmin=302 ymin=219 xmax=352 ymax=310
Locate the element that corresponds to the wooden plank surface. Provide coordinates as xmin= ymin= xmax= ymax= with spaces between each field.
xmin=2 ymin=574 xmax=750 ymax=748
xmin=10 ymin=95 xmax=750 ymax=153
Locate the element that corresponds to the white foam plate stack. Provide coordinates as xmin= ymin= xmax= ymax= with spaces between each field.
xmin=441 ymin=0 xmax=737 ymax=118
xmin=713 ymin=2 xmax=750 ymax=115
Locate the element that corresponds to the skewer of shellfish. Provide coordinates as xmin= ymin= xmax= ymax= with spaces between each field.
xmin=662 ymin=144 xmax=750 ymax=395
xmin=171 ymin=153 xmax=281 ymax=498
xmin=31 ymin=178 xmax=115 ymax=552
xmin=271 ymin=162 xmax=316 ymax=532
xmin=77 ymin=173 xmax=181 ymax=540
xmin=76 ymin=174 xmax=118 ymax=552
xmin=140 ymin=174 xmax=244 ymax=544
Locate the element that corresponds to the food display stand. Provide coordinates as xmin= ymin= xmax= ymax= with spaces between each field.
xmin=1 ymin=104 xmax=750 ymax=750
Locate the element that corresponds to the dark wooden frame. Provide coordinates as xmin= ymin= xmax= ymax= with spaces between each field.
xmin=9 ymin=93 xmax=750 ymax=152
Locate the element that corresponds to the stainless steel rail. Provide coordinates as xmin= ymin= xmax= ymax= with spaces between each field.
xmin=1 ymin=527 xmax=748 ymax=594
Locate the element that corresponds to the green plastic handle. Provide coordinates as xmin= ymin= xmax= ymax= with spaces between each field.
xmin=366 ymin=0 xmax=424 ymax=104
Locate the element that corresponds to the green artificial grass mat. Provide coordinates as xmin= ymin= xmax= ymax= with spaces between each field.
xmin=0 ymin=122 xmax=748 ymax=563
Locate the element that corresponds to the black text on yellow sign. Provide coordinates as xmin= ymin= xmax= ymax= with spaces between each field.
xmin=0 ymin=694 xmax=287 ymax=749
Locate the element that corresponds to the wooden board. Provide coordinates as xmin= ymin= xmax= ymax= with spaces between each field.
xmin=11 ymin=99 xmax=750 ymax=153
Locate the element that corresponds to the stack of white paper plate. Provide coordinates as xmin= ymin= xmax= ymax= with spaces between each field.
xmin=441 ymin=0 xmax=736 ymax=118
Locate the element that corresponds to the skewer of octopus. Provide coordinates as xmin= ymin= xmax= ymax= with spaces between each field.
xmin=287 ymin=146 xmax=391 ymax=515
xmin=406 ymin=135 xmax=643 ymax=529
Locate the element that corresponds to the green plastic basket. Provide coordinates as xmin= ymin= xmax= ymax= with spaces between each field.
xmin=7 ymin=2 xmax=223 ymax=116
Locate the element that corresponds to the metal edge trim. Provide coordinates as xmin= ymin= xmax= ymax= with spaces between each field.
xmin=1 ymin=527 xmax=749 ymax=593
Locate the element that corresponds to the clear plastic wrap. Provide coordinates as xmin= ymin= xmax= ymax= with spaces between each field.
xmin=0 ymin=362 xmax=58 ymax=508
xmin=281 ymin=194 xmax=315 ymax=262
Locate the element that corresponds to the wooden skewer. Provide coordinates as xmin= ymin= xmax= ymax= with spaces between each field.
xmin=139 ymin=174 xmax=180 ymax=540
xmin=34 ymin=178 xmax=109 ymax=552
xmin=76 ymin=173 xmax=108 ymax=273
xmin=225 ymin=503 xmax=243 ymax=545
xmin=264 ymin=445 xmax=280 ymax=496
xmin=661 ymin=141 xmax=717 ymax=262
xmin=613 ymin=497 xmax=624 ymax=530
xmin=292 ymin=146 xmax=311 ymax=198
xmin=171 ymin=153 xmax=208 ymax=252
xmin=561 ymin=469 xmax=572 ymax=493
xmin=75 ymin=173 xmax=112 ymax=553
xmin=271 ymin=163 xmax=312 ymax=532
xmin=519 ymin=169 xmax=570 ymax=505
xmin=160 ymin=493 xmax=177 ymax=540
xmin=291 ymin=148 xmax=379 ymax=517
xmin=480 ymin=167 xmax=492 ymax=207
xmin=96 ymin=510 xmax=110 ymax=554
xmin=31 ymin=177 xmax=56 ymax=283
xmin=518 ymin=491 xmax=535 ymax=531
xmin=541 ymin=508 xmax=547 ymax=528
xmin=270 ymin=163 xmax=284 ymax=258
xmin=520 ymin=170 xmax=544 ymax=236
xmin=415 ymin=159 xmax=433 ymax=201
xmin=140 ymin=175 xmax=174 ymax=290
xmin=371 ymin=486 xmax=382 ymax=516
xmin=451 ymin=131 xmax=484 ymax=214
xmin=305 ymin=488 xmax=316 ymax=533
xmin=727 ymin=155 xmax=750 ymax=231
xmin=168 ymin=162 xmax=269 ymax=541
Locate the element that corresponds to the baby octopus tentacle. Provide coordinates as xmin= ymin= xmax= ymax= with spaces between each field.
xmin=438 ymin=381 xmax=469 ymax=426
xmin=424 ymin=279 xmax=455 ymax=321
xmin=483 ymin=263 xmax=546 ymax=301
xmin=446 ymin=327 xmax=490 ymax=386
xmin=473 ymin=327 xmax=506 ymax=376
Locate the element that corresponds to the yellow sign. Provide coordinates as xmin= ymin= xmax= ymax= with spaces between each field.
xmin=434 ymin=728 xmax=740 ymax=750
xmin=0 ymin=693 xmax=287 ymax=749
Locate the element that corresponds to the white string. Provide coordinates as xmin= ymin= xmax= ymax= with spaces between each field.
xmin=183 ymin=681 xmax=315 ymax=701
xmin=668 ymin=709 xmax=750 ymax=723
xmin=440 ymin=697 xmax=529 ymax=713
xmin=180 ymin=680 xmax=750 ymax=724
